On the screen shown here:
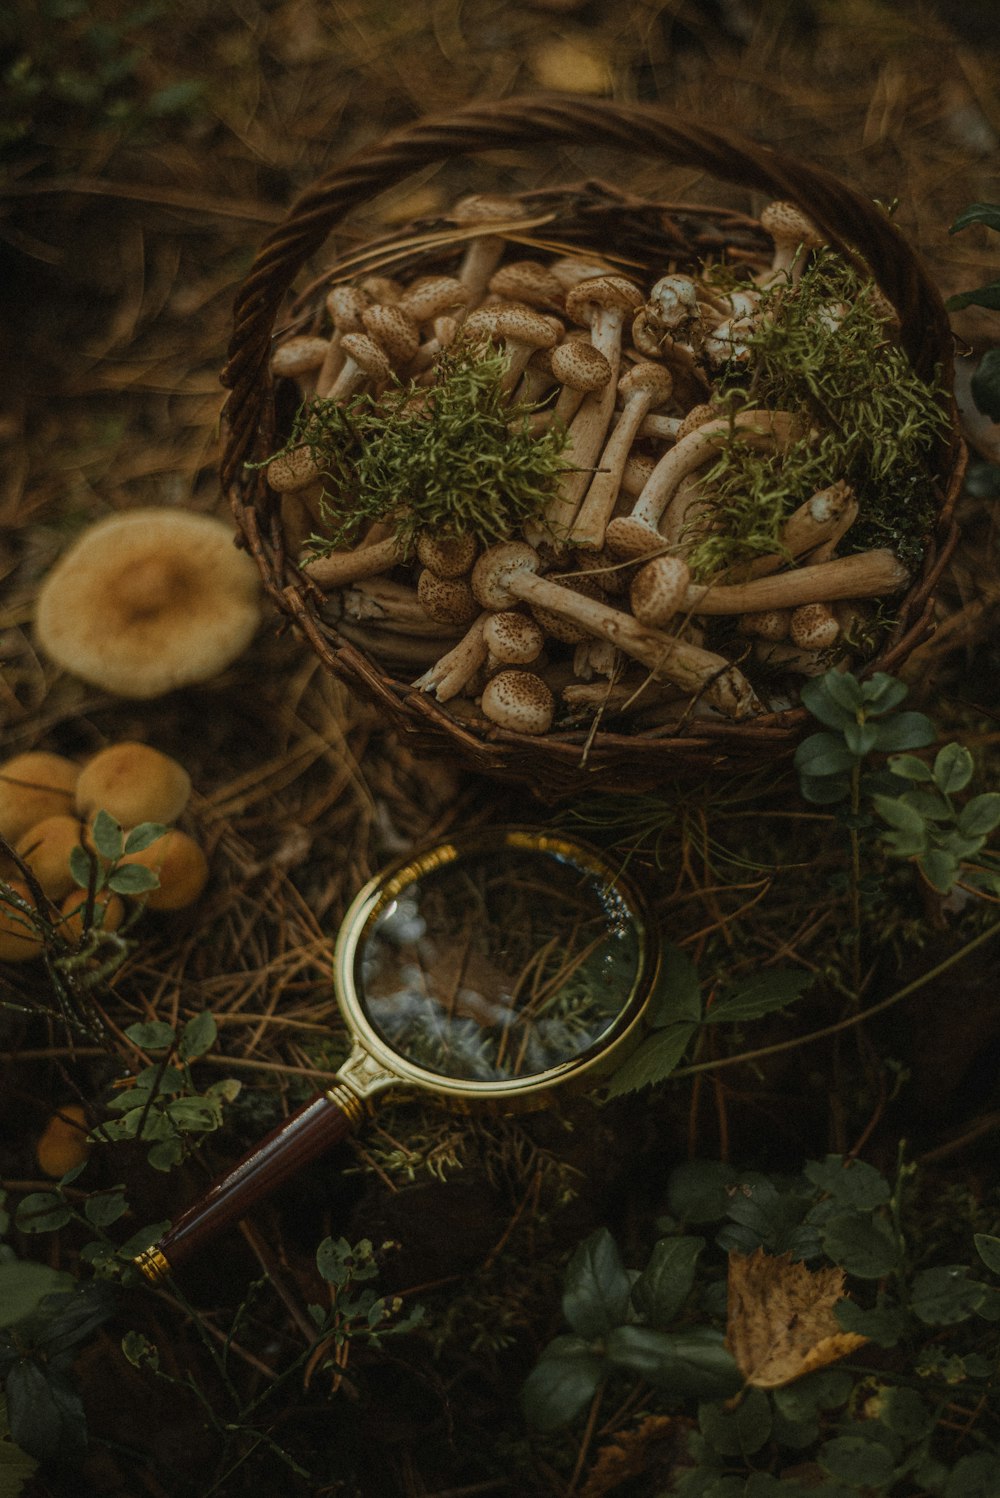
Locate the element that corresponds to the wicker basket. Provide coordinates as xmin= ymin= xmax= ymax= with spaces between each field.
xmin=221 ymin=95 xmax=963 ymax=800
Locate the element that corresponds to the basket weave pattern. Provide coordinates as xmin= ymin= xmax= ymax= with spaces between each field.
xmin=222 ymin=96 xmax=963 ymax=799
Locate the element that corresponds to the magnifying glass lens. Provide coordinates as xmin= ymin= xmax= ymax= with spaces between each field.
xmin=358 ymin=844 xmax=642 ymax=1082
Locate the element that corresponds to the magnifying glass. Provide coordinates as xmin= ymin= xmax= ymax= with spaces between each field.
xmin=134 ymin=826 xmax=660 ymax=1283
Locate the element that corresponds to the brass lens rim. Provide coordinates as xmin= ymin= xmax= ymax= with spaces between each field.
xmin=332 ymin=825 xmax=660 ymax=1101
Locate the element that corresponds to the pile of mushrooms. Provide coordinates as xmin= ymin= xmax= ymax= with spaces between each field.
xmin=0 ymin=743 xmax=209 ymax=963
xmin=268 ymin=198 xmax=914 ymax=737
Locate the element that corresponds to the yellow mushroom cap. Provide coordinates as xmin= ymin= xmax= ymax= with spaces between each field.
xmin=120 ymin=829 xmax=209 ymax=911
xmin=0 ymin=752 xmax=80 ymax=844
xmin=36 ymin=1104 xmax=91 ymax=1178
xmin=76 ymin=742 xmax=191 ymax=827
xmin=59 ymin=888 xmax=126 ymax=943
xmin=34 ymin=509 xmax=262 ymax=698
xmin=15 ymin=815 xmax=85 ymax=900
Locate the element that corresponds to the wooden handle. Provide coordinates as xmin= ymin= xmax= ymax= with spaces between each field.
xmin=135 ymin=1088 xmax=361 ymax=1280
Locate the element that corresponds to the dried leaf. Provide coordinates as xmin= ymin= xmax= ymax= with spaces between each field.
xmin=725 ymin=1247 xmax=868 ymax=1389
xmin=578 ymin=1415 xmax=680 ymax=1498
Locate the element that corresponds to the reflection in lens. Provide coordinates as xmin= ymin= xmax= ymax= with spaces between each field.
xmin=357 ymin=846 xmax=642 ymax=1082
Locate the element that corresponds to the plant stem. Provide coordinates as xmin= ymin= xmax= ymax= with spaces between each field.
xmin=849 ymin=758 xmax=863 ymax=998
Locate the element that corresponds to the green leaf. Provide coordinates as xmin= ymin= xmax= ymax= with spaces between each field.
xmin=522 ymin=1337 xmax=606 ymax=1432
xmin=667 ymin=1161 xmax=740 ymax=1225
xmin=958 ymin=793 xmax=1000 ymax=837
xmin=945 ymin=1452 xmax=1000 ymax=1498
xmin=648 ymin=946 xmax=702 ymax=1027
xmin=604 ymin=1023 xmax=696 ymax=1097
xmin=799 ymin=673 xmax=861 ymax=730
xmin=631 ymin=1237 xmax=704 ymax=1328
xmin=83 ymin=1191 xmax=128 ymax=1229
xmin=108 ymin=864 xmax=159 ymax=895
xmin=165 ymin=1098 xmax=220 ymax=1132
xmin=124 ymin=1021 xmax=175 ymax=1052
xmin=14 ymin=1194 xmax=73 ymax=1235
xmin=316 ymin=1236 xmax=378 ymax=1288
xmin=945 ymin=279 xmax=1000 ymax=312
xmin=699 ymin=1388 xmax=772 ymax=1458
xmin=868 ymin=712 xmax=935 ymax=752
xmin=704 ymin=969 xmax=811 ymax=1025
xmin=910 ymin=1265 xmax=988 ymax=1325
xmin=843 ymin=722 xmax=878 ymax=757
xmin=604 ymin=1325 xmax=741 ymax=1398
xmin=0 ymin=1263 xmax=75 ymax=1328
xmin=804 ymin=1156 xmax=891 ymax=1211
xmin=974 ymin=1232 xmax=1000 ymax=1275
xmin=798 ymin=771 xmax=851 ymax=805
xmin=794 ymin=732 xmax=858 ymax=777
xmin=861 ymin=674 xmax=909 ymax=714
xmin=819 ymin=1434 xmax=895 ymax=1488
xmin=123 ymin=823 xmax=168 ymax=855
xmin=948 ymin=203 xmax=1000 ymax=234
xmin=68 ymin=844 xmax=96 ymax=891
xmin=918 ymin=849 xmax=961 ymax=893
xmin=887 ymin=753 xmax=933 ymax=782
xmin=146 ymin=1139 xmax=185 ymax=1171
xmin=833 ymin=1294 xmax=906 ymax=1348
xmin=177 ymin=1012 xmax=217 ymax=1061
xmin=116 ymin=1221 xmax=171 ymax=1261
xmin=5 ymin=1362 xmax=87 ymax=1464
xmin=871 ymin=794 xmax=928 ymax=850
xmin=932 ymin=743 xmax=973 ymax=794
xmin=820 ymin=1212 xmax=899 ymax=1278
xmin=878 ymin=1385 xmax=934 ymax=1440
xmin=562 ymin=1228 xmax=631 ymax=1338
xmin=772 ymin=1368 xmax=853 ymax=1422
xmin=971 ymin=347 xmax=1000 ymax=421
xmin=90 ymin=810 xmax=123 ymax=862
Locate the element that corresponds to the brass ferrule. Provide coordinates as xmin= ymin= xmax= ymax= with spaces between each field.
xmin=324 ymin=1082 xmax=367 ymax=1128
xmin=133 ymin=1245 xmax=171 ymax=1284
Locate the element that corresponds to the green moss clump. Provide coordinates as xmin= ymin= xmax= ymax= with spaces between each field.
xmin=682 ymin=252 xmax=951 ymax=581
xmin=268 ymin=342 xmax=568 ymax=554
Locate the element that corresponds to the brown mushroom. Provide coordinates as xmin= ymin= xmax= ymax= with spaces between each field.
xmin=0 ymin=752 xmax=79 ymax=844
xmin=570 ymin=362 xmax=675 ymax=550
xmin=34 ymin=509 xmax=262 ymax=698
xmin=75 ymin=742 xmax=191 ymax=827
xmin=15 ymin=815 xmax=84 ymax=900
xmin=480 ymin=670 xmax=555 ymax=736
xmin=119 ymin=829 xmax=209 ymax=911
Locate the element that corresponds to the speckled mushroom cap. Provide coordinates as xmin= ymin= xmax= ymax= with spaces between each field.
xmin=480 ymin=669 xmax=554 ymax=736
xmin=34 ymin=508 xmax=262 ymax=698
xmin=270 ymin=336 xmax=330 ymax=377
xmin=618 ymin=361 xmax=674 ymax=404
xmin=550 ymin=340 xmax=612 ymax=392
xmin=338 ymin=332 xmax=391 ymax=380
xmin=361 ymin=303 xmax=420 ymax=366
xmin=483 ymin=610 xmax=545 ymax=664
xmin=487 ymin=260 xmax=565 ymax=311
xmin=759 ymin=200 xmax=825 ymax=248
xmin=565 ymin=274 xmax=644 ymax=326
xmin=398 ymin=275 xmax=468 ymax=324
xmin=629 ymin=554 xmax=692 ymax=628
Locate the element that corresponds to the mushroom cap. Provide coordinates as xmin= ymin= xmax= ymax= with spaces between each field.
xmin=646 ymin=275 xmax=701 ymax=331
xmin=266 ymin=444 xmax=321 ymax=493
xmin=339 ymin=332 xmax=391 ymax=379
xmin=789 ymin=602 xmax=841 ymax=650
xmin=15 ymin=814 xmax=83 ymax=900
xmin=34 ymin=509 xmax=262 ymax=698
xmin=488 ymin=260 xmax=565 ymax=311
xmin=549 ymin=256 xmax=619 ymax=290
xmin=738 ymin=608 xmax=792 ymax=642
xmin=325 ymin=284 xmax=370 ymax=328
xmin=75 ymin=742 xmax=191 ymax=826
xmin=358 ymin=274 xmax=403 ymax=304
xmin=35 ymin=1103 xmax=92 ymax=1177
xmin=0 ymin=752 xmax=79 ymax=843
xmin=415 ymin=532 xmax=479 ymax=579
xmin=629 ymin=555 xmax=691 ymax=628
xmin=480 ymin=670 xmax=554 ymax=736
xmin=362 ymin=303 xmax=420 ymax=365
xmin=59 ymin=888 xmax=126 ymax=944
xmin=493 ymin=306 xmax=559 ymax=351
xmin=0 ymin=880 xmax=43 ymax=962
xmin=550 ymin=340 xmax=612 ymax=393
xmin=120 ymin=828 xmax=209 ymax=911
xmin=270 ymin=336 xmax=331 ymax=377
xmin=398 ymin=275 xmax=468 ymax=323
xmin=471 ymin=541 xmax=540 ymax=610
xmin=528 ymin=571 xmax=604 ymax=645
xmin=483 ymin=610 xmax=545 ymax=664
xmin=675 ymin=403 xmax=717 ymax=440
xmin=618 ymin=361 xmax=674 ymax=404
xmin=450 ymin=193 xmax=522 ymax=227
xmin=759 ymin=200 xmax=825 ymax=248
xmin=565 ymin=274 xmax=644 ymax=326
xmin=416 ymin=571 xmax=479 ymax=627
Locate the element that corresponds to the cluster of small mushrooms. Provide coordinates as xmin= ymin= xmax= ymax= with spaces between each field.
xmin=267 ymin=197 xmax=911 ymax=736
xmin=0 ymin=743 xmax=209 ymax=962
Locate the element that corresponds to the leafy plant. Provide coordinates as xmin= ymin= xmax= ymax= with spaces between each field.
xmin=524 ymin=1155 xmax=1000 ymax=1496
xmin=945 ymin=203 xmax=1000 ymax=420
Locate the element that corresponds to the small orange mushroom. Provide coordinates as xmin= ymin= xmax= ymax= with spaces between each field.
xmin=59 ymin=889 xmax=126 ymax=943
xmin=119 ymin=829 xmax=208 ymax=911
xmin=15 ymin=815 xmax=84 ymax=900
xmin=36 ymin=1104 xmax=92 ymax=1178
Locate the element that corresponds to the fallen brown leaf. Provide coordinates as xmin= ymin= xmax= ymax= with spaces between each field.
xmin=725 ymin=1247 xmax=868 ymax=1389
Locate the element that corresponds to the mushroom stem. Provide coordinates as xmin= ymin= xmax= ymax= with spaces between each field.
xmin=302 ymin=534 xmax=406 ymax=589
xmin=411 ymin=614 xmax=489 ymax=700
xmin=681 ymin=549 xmax=909 ymax=615
xmin=570 ymin=363 xmax=674 ymax=550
